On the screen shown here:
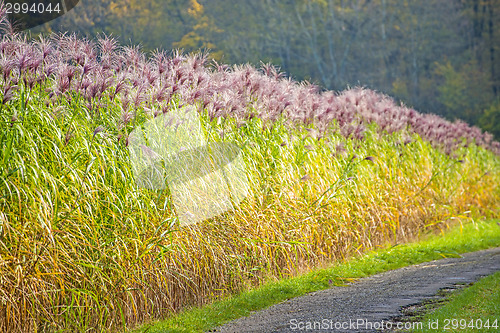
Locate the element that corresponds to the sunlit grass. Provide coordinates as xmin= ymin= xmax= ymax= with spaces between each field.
xmin=1 ymin=84 xmax=499 ymax=332
xmin=0 ymin=20 xmax=499 ymax=331
xmin=136 ymin=219 xmax=500 ymax=333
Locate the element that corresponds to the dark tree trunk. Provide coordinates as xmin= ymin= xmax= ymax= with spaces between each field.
xmin=487 ymin=2 xmax=497 ymax=96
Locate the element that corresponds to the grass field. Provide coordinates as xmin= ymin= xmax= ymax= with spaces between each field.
xmin=136 ymin=219 xmax=500 ymax=332
xmin=0 ymin=9 xmax=499 ymax=332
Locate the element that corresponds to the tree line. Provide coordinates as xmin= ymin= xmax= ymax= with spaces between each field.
xmin=36 ymin=0 xmax=500 ymax=138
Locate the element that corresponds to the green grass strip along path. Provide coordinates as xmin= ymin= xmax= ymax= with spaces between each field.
xmin=416 ymin=271 xmax=500 ymax=333
xmin=133 ymin=219 xmax=500 ymax=333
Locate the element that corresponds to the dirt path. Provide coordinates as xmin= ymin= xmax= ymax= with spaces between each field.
xmin=213 ymin=247 xmax=500 ymax=333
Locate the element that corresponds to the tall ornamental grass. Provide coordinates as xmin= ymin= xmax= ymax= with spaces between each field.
xmin=0 ymin=6 xmax=499 ymax=332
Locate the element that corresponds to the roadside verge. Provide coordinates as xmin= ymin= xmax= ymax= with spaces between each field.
xmin=133 ymin=219 xmax=500 ymax=333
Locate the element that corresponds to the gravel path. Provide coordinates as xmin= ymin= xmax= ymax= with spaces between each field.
xmin=213 ymin=247 xmax=500 ymax=333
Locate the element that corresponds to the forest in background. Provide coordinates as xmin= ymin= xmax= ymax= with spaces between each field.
xmin=33 ymin=0 xmax=500 ymax=138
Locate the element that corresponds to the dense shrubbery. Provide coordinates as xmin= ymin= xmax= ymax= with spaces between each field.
xmin=0 ymin=6 xmax=499 ymax=332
